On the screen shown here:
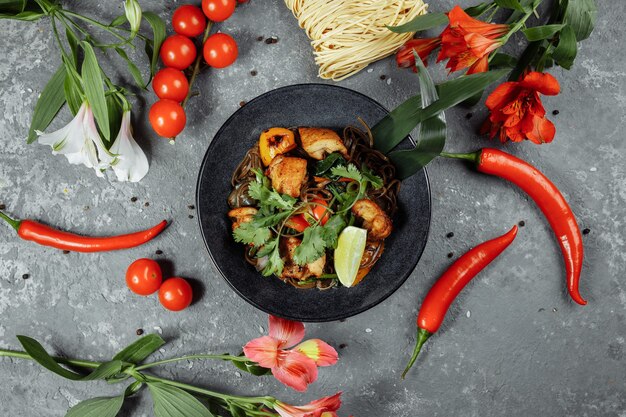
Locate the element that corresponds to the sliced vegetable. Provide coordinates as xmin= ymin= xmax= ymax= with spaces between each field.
xmin=259 ymin=127 xmax=297 ymax=166
xmin=334 ymin=226 xmax=367 ymax=288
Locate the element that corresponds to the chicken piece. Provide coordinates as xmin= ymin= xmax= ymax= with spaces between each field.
xmin=268 ymin=156 xmax=308 ymax=198
xmin=279 ymin=236 xmax=327 ymax=280
xmin=351 ymin=199 xmax=393 ymax=240
xmin=228 ymin=207 xmax=258 ymax=230
xmin=298 ymin=127 xmax=349 ymax=160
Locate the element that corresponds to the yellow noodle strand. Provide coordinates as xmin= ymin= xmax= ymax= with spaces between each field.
xmin=285 ymin=0 xmax=428 ymax=80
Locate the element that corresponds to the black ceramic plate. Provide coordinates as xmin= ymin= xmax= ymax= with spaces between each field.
xmin=197 ymin=84 xmax=430 ymax=322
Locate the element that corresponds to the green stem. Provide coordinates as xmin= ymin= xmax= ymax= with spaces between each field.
xmin=0 ymin=211 xmax=21 ymax=232
xmin=401 ymin=328 xmax=432 ymax=379
xmin=501 ymin=4 xmax=541 ymax=44
xmin=135 ymin=354 xmax=249 ymax=371
xmin=0 ymin=349 xmax=101 ymax=369
xmin=439 ymin=151 xmax=481 ymax=165
xmin=143 ymin=374 xmax=273 ymax=405
xmin=181 ymin=21 xmax=214 ymax=108
xmin=61 ymin=10 xmax=127 ymax=42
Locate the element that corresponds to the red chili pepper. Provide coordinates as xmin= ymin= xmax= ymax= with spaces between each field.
xmin=0 ymin=210 xmax=167 ymax=253
xmin=402 ymin=225 xmax=518 ymax=378
xmin=442 ymin=148 xmax=586 ymax=306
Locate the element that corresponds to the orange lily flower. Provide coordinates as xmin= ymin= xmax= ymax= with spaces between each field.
xmin=396 ymin=37 xmax=441 ymax=71
xmin=243 ymin=315 xmax=338 ymax=392
xmin=274 ymin=392 xmax=342 ymax=417
xmin=481 ymin=71 xmax=561 ymax=144
xmin=437 ymin=5 xmax=510 ymax=74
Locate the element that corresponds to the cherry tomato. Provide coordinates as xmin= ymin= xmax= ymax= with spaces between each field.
xmin=203 ymin=33 xmax=238 ymax=68
xmin=311 ymin=198 xmax=330 ymax=225
xmin=159 ymin=277 xmax=193 ymax=311
xmin=287 ymin=214 xmax=310 ymax=232
xmin=153 ymin=68 xmax=189 ymax=102
xmin=202 ymin=0 xmax=236 ymax=22
xmin=149 ymin=99 xmax=186 ymax=138
xmin=172 ymin=5 xmax=207 ymax=37
xmin=126 ymin=259 xmax=162 ymax=296
xmin=160 ymin=35 xmax=197 ymax=70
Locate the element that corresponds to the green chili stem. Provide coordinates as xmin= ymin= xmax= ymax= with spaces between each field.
xmin=0 ymin=211 xmax=21 ymax=232
xmin=181 ymin=21 xmax=214 ymax=108
xmin=135 ymin=354 xmax=249 ymax=371
xmin=439 ymin=151 xmax=481 ymax=165
xmin=401 ymin=328 xmax=432 ymax=379
xmin=0 ymin=348 xmax=101 ymax=369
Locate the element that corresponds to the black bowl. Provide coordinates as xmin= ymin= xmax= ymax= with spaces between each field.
xmin=196 ymin=84 xmax=431 ymax=322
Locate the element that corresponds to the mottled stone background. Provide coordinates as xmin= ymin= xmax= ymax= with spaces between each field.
xmin=0 ymin=1 xmax=624 ymax=416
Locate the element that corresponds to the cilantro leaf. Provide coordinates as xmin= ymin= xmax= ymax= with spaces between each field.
xmin=331 ymin=164 xmax=362 ymax=182
xmin=258 ymin=238 xmax=283 ymax=277
xmin=233 ymin=222 xmax=272 ymax=247
xmin=361 ymin=165 xmax=383 ymax=189
xmin=294 ymin=226 xmax=327 ymax=266
xmin=320 ymin=215 xmax=347 ymax=249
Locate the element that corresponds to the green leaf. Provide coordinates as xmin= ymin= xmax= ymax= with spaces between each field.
xmin=294 ymin=226 xmax=327 ymax=265
xmin=495 ymin=0 xmax=527 ymax=12
xmin=82 ymin=360 xmax=124 ymax=381
xmin=148 ymin=382 xmax=214 ymax=417
xmin=113 ymin=334 xmax=165 ymax=364
xmin=373 ymin=69 xmax=508 ymax=153
xmin=115 ymin=47 xmax=147 ymax=89
xmin=231 ymin=356 xmax=271 ymax=376
xmin=106 ymin=94 xmax=123 ymax=143
xmin=27 ymin=65 xmax=67 ymax=143
xmin=562 ymin=0 xmax=597 ymax=41
xmin=64 ymin=72 xmax=84 ymax=115
xmin=142 ymin=11 xmax=166 ymax=76
xmin=233 ymin=222 xmax=271 ymax=246
xmin=0 ymin=0 xmax=45 ymax=19
xmin=228 ymin=404 xmax=247 ymax=417
xmin=490 ymin=52 xmax=518 ymax=69
xmin=552 ymin=24 xmax=577 ymax=70
xmin=315 ymin=153 xmax=346 ymax=175
xmin=387 ymin=12 xmax=448 ymax=33
xmin=259 ymin=238 xmax=283 ymax=277
xmin=17 ymin=335 xmax=85 ymax=380
xmin=110 ymin=14 xmax=127 ymax=27
xmin=388 ymin=52 xmax=446 ymax=178
xmin=80 ymin=41 xmax=110 ymax=141
xmin=65 ymin=27 xmax=80 ymax=66
xmin=65 ymin=396 xmax=124 ymax=417
xmin=523 ymin=24 xmax=566 ymax=41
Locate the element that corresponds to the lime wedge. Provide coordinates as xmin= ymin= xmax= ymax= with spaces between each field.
xmin=334 ymin=226 xmax=367 ymax=287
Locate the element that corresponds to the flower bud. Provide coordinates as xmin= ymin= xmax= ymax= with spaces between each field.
xmin=124 ymin=0 xmax=142 ymax=35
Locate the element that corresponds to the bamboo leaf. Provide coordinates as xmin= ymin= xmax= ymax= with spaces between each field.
xmin=65 ymin=395 xmax=124 ymax=417
xmin=148 ymin=382 xmax=215 ymax=417
xmin=389 ymin=52 xmax=446 ymax=178
xmin=387 ymin=12 xmax=448 ymax=33
xmin=142 ymin=11 xmax=166 ymax=76
xmin=562 ymin=0 xmax=597 ymax=41
xmin=27 ymin=65 xmax=67 ymax=143
xmin=552 ymin=24 xmax=577 ymax=69
xmin=373 ymin=69 xmax=508 ymax=153
xmin=113 ymin=334 xmax=165 ymax=364
xmin=523 ymin=24 xmax=565 ymax=41
xmin=80 ymin=41 xmax=110 ymax=140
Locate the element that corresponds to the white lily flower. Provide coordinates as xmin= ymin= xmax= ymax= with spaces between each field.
xmin=109 ymin=110 xmax=149 ymax=182
xmin=38 ymin=101 xmax=99 ymax=170
xmin=124 ymin=0 xmax=142 ymax=35
xmin=83 ymin=104 xmax=115 ymax=177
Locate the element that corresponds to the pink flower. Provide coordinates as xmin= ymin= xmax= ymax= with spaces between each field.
xmin=243 ymin=315 xmax=338 ymax=392
xmin=274 ymin=392 xmax=342 ymax=417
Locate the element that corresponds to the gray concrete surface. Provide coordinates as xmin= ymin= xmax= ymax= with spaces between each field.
xmin=0 ymin=1 xmax=624 ymax=416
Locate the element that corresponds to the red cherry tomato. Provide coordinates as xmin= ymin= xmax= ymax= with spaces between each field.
xmin=287 ymin=214 xmax=310 ymax=232
xmin=126 ymin=259 xmax=162 ymax=296
xmin=160 ymin=35 xmax=197 ymax=70
xmin=202 ymin=0 xmax=236 ymax=22
xmin=149 ymin=99 xmax=186 ymax=138
xmin=311 ymin=198 xmax=330 ymax=225
xmin=159 ymin=277 xmax=193 ymax=311
xmin=203 ymin=33 xmax=238 ymax=68
xmin=172 ymin=5 xmax=207 ymax=37
xmin=153 ymin=68 xmax=189 ymax=102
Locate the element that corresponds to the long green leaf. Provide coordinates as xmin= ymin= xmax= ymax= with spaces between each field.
xmin=231 ymin=354 xmax=271 ymax=376
xmin=387 ymin=12 xmax=448 ymax=33
xmin=115 ymin=47 xmax=147 ymax=89
xmin=562 ymin=0 xmax=596 ymax=41
xmin=523 ymin=24 xmax=565 ymax=41
xmin=389 ymin=52 xmax=446 ymax=178
xmin=495 ymin=0 xmax=527 ymax=12
xmin=65 ymin=395 xmax=124 ymax=417
xmin=148 ymin=382 xmax=214 ymax=417
xmin=17 ymin=336 xmax=85 ymax=380
xmin=27 ymin=65 xmax=66 ymax=143
xmin=80 ymin=42 xmax=110 ymax=140
xmin=142 ymin=11 xmax=166 ymax=77
xmin=82 ymin=360 xmax=124 ymax=381
xmin=113 ymin=334 xmax=165 ymax=364
xmin=373 ymin=69 xmax=509 ymax=153
xmin=64 ymin=72 xmax=84 ymax=115
xmin=552 ymin=24 xmax=577 ymax=70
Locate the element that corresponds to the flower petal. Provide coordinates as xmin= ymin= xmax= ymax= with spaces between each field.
xmin=467 ymin=54 xmax=489 ymax=74
xmin=109 ymin=111 xmax=149 ymax=182
xmin=520 ymin=71 xmax=560 ymax=95
xmin=522 ymin=113 xmax=556 ymax=144
xmin=294 ymin=339 xmax=338 ymax=367
xmin=38 ymin=102 xmax=88 ymax=154
xmin=485 ymin=82 xmax=519 ymax=112
xmin=83 ymin=105 xmax=114 ymax=168
xmin=271 ymin=350 xmax=318 ymax=392
xmin=269 ymin=315 xmax=305 ymax=349
xmin=275 ymin=392 xmax=342 ymax=417
xmin=243 ymin=336 xmax=281 ymax=368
